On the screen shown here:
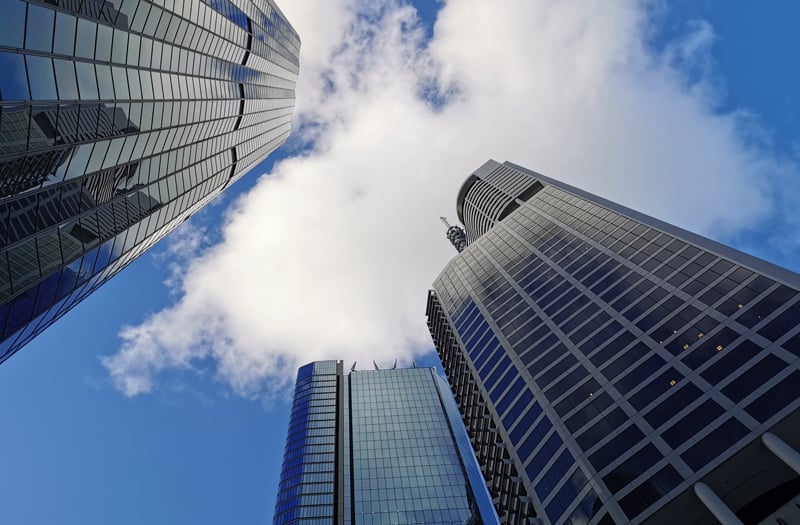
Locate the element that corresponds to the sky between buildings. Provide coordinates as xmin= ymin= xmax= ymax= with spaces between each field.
xmin=1 ymin=1 xmax=799 ymax=524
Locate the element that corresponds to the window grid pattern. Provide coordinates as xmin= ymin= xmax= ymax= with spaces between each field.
xmin=429 ymin=161 xmax=800 ymax=524
xmin=426 ymin=291 xmax=537 ymax=525
xmin=274 ymin=361 xmax=496 ymax=525
xmin=0 ymin=0 xmax=299 ymax=362
xmin=460 ymin=164 xmax=538 ymax=244
xmin=274 ymin=362 xmax=338 ymax=525
xmin=348 ymin=368 xmax=485 ymax=525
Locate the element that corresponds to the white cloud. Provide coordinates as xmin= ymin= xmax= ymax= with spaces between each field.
xmin=102 ymin=0 xmax=800 ymax=398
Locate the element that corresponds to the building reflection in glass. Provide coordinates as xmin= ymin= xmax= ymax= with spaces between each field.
xmin=0 ymin=0 xmax=300 ymax=362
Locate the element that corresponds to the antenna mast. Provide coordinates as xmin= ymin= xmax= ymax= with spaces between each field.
xmin=440 ymin=217 xmax=467 ymax=252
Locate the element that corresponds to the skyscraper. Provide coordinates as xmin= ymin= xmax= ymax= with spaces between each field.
xmin=273 ymin=360 xmax=498 ymax=525
xmin=426 ymin=160 xmax=800 ymax=524
xmin=0 ymin=0 xmax=299 ymax=363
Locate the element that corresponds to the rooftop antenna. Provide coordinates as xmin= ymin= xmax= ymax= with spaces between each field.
xmin=440 ymin=217 xmax=467 ymax=252
xmin=373 ymin=360 xmax=380 ymax=370
xmin=392 ymin=359 xmax=397 ymax=369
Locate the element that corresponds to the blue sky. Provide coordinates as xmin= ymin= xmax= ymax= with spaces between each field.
xmin=1 ymin=1 xmax=799 ymax=524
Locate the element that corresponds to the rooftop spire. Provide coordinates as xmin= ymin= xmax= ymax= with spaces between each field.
xmin=441 ymin=216 xmax=467 ymax=252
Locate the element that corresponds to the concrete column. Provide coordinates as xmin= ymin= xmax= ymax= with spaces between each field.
xmin=762 ymin=432 xmax=800 ymax=475
xmin=693 ymin=482 xmax=744 ymax=525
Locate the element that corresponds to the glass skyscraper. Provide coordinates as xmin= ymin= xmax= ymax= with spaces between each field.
xmin=426 ymin=160 xmax=800 ymax=524
xmin=273 ymin=360 xmax=498 ymax=525
xmin=0 ymin=0 xmax=299 ymax=363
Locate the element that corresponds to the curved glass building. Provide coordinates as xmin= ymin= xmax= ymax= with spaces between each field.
xmin=0 ymin=0 xmax=299 ymax=362
xmin=274 ymin=360 xmax=498 ymax=525
xmin=427 ymin=160 xmax=800 ymax=524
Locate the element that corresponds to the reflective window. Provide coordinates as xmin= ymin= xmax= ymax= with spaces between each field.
xmin=782 ymin=332 xmax=800 ymax=358
xmin=95 ymin=24 xmax=113 ymax=62
xmin=603 ymin=444 xmax=661 ymax=493
xmin=26 ymin=3 xmax=54 ymax=52
xmin=721 ymin=354 xmax=787 ymax=403
xmin=758 ymin=301 xmax=800 ymax=341
xmin=681 ymin=419 xmax=748 ymax=471
xmin=589 ymin=424 xmax=645 ymax=472
xmin=76 ymin=62 xmax=99 ymax=100
xmin=54 ymin=59 xmax=79 ymax=100
xmin=112 ymin=67 xmax=130 ymax=100
xmin=0 ymin=52 xmax=29 ymax=101
xmin=96 ymin=65 xmax=115 ymax=100
xmin=643 ymin=382 xmax=703 ymax=428
xmin=75 ymin=19 xmax=96 ymax=60
xmin=0 ymin=0 xmax=26 ymax=47
xmin=618 ymin=465 xmax=682 ymax=519
xmin=112 ymin=29 xmax=128 ymax=64
xmin=745 ymin=370 xmax=800 ymax=423
xmin=26 ymin=56 xmax=58 ymax=101
xmin=661 ymin=399 xmax=724 ymax=448
xmin=54 ymin=12 xmax=77 ymax=56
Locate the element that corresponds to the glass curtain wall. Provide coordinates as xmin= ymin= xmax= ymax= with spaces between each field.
xmin=0 ymin=0 xmax=299 ymax=362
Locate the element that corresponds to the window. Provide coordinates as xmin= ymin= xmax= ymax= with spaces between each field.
xmin=745 ymin=371 xmax=800 ymax=423
xmin=721 ymin=354 xmax=787 ymax=403
xmin=603 ymin=444 xmax=661 ymax=492
xmin=681 ymin=419 xmax=748 ymax=471
xmin=589 ymin=424 xmax=644 ymax=472
xmin=0 ymin=52 xmax=30 ymax=100
xmin=27 ymin=56 xmax=57 ymax=101
xmin=0 ymin=0 xmax=25 ymax=47
xmin=26 ymin=3 xmax=54 ymax=52
xmin=661 ymin=399 xmax=724 ymax=448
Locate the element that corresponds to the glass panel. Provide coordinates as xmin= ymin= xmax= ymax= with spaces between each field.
xmin=103 ymin=137 xmax=125 ymax=169
xmin=0 ymin=0 xmax=25 ymax=48
xmin=0 ymin=52 xmax=30 ymax=101
xmin=54 ymin=12 xmax=77 ymax=56
xmin=139 ymin=71 xmax=153 ymax=100
xmin=27 ymin=56 xmax=58 ymax=101
xmin=115 ymin=0 xmax=140 ymax=28
xmin=26 ymin=3 xmax=54 ymax=52
xmin=55 ymin=59 xmax=79 ymax=101
xmin=63 ymin=143 xmax=92 ymax=180
xmin=151 ymin=40 xmax=162 ymax=69
xmin=112 ymin=67 xmax=130 ymax=100
xmin=86 ymin=140 xmax=110 ymax=173
xmin=95 ymin=24 xmax=113 ymax=62
xmin=0 ymin=105 xmax=30 ymax=155
xmin=127 ymin=69 xmax=142 ymax=100
xmin=139 ymin=37 xmax=152 ymax=69
xmin=130 ymin=1 xmax=150 ymax=33
xmin=75 ymin=62 xmax=99 ymax=100
xmin=75 ymin=19 xmax=97 ymax=60
xmin=126 ymin=33 xmax=140 ymax=67
xmin=96 ymin=65 xmax=115 ymax=100
xmin=160 ymin=73 xmax=172 ymax=99
xmin=151 ymin=74 xmax=163 ymax=99
xmin=144 ymin=5 xmax=162 ymax=35
xmin=111 ymin=29 xmax=128 ymax=64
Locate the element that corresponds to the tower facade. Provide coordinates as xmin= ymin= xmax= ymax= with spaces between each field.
xmin=0 ymin=0 xmax=299 ymax=362
xmin=426 ymin=160 xmax=800 ymax=524
xmin=273 ymin=360 xmax=497 ymax=525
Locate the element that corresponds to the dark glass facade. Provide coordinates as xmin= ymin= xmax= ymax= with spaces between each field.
xmin=427 ymin=160 xmax=800 ymax=524
xmin=273 ymin=360 xmax=498 ymax=525
xmin=0 ymin=0 xmax=299 ymax=362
